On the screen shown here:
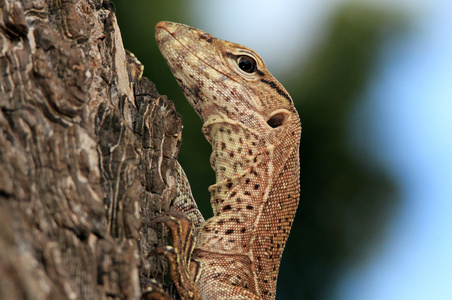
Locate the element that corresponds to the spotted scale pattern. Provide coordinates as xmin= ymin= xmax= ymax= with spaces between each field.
xmin=155 ymin=21 xmax=301 ymax=300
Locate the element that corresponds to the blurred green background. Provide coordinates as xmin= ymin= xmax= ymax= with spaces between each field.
xmin=114 ymin=1 xmax=451 ymax=299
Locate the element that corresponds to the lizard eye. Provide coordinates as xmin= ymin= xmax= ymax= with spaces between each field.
xmin=237 ymin=56 xmax=256 ymax=73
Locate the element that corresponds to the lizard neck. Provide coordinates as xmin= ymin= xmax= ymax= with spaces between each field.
xmin=197 ymin=113 xmax=300 ymax=299
xmin=197 ymin=117 xmax=275 ymax=250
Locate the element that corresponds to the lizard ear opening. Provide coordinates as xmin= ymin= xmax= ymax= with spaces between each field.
xmin=267 ymin=110 xmax=290 ymax=128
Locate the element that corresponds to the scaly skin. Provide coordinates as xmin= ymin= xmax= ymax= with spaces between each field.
xmin=155 ymin=21 xmax=301 ymax=300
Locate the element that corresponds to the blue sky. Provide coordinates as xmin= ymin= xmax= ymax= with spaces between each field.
xmin=191 ymin=0 xmax=452 ymax=299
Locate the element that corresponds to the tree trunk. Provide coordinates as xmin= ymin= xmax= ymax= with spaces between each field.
xmin=0 ymin=0 xmax=179 ymax=298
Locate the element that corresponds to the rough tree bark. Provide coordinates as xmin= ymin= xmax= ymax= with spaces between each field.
xmin=0 ymin=0 xmax=179 ymax=299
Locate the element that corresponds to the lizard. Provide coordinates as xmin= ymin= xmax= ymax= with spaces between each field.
xmin=150 ymin=21 xmax=301 ymax=300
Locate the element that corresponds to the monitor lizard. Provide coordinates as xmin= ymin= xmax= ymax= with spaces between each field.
xmin=149 ymin=21 xmax=301 ymax=300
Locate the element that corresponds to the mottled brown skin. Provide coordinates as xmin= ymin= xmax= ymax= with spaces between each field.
xmin=155 ymin=21 xmax=301 ymax=300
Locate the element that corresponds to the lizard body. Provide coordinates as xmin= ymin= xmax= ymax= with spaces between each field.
xmin=154 ymin=21 xmax=301 ymax=300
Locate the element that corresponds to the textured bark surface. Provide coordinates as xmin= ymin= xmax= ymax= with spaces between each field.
xmin=0 ymin=0 xmax=179 ymax=299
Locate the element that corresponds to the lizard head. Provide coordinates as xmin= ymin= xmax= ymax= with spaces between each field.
xmin=156 ymin=21 xmax=301 ymax=179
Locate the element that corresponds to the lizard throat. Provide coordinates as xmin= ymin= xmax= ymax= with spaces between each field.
xmin=203 ymin=119 xmax=271 ymax=188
